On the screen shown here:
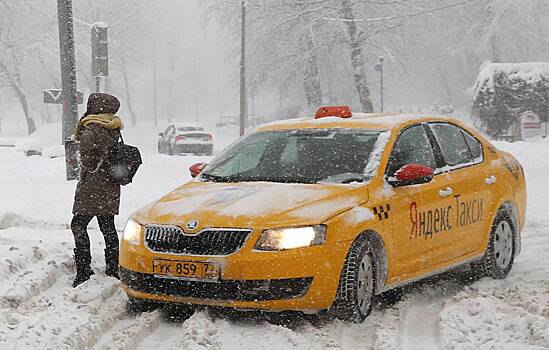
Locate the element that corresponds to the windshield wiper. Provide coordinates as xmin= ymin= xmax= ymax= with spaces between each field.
xmin=200 ymin=173 xmax=239 ymax=183
xmin=319 ymin=173 xmax=365 ymax=184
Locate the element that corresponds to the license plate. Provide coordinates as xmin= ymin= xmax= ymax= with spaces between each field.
xmin=152 ymin=259 xmax=220 ymax=280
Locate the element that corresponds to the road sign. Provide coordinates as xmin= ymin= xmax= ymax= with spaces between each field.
xmin=520 ymin=111 xmax=542 ymax=139
xmin=92 ymin=23 xmax=108 ymax=77
xmin=44 ymin=89 xmax=83 ymax=104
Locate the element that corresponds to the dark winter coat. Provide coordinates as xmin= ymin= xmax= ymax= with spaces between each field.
xmin=72 ymin=121 xmax=122 ymax=215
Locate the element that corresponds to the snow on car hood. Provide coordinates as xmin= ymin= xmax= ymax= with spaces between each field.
xmin=133 ymin=181 xmax=368 ymax=228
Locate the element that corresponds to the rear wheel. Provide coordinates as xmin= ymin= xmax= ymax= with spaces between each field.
xmin=471 ymin=211 xmax=515 ymax=279
xmin=332 ymin=237 xmax=375 ymax=323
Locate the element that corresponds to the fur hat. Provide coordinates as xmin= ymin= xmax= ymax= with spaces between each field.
xmin=84 ymin=93 xmax=120 ymax=117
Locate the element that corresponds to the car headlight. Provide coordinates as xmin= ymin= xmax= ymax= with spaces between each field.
xmin=123 ymin=218 xmax=142 ymax=245
xmin=255 ymin=225 xmax=327 ymax=251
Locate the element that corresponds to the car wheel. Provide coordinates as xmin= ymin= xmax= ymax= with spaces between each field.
xmin=332 ymin=236 xmax=375 ymax=323
xmin=126 ymin=297 xmax=161 ymax=313
xmin=158 ymin=142 xmax=164 ymax=154
xmin=471 ymin=210 xmax=515 ymax=279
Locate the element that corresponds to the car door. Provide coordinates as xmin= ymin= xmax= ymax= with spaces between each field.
xmin=387 ymin=124 xmax=456 ymax=278
xmin=428 ymin=122 xmax=492 ymax=258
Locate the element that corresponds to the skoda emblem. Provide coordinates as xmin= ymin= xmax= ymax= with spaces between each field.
xmin=186 ymin=220 xmax=199 ymax=231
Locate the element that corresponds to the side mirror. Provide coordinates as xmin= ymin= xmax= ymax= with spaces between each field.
xmin=388 ymin=163 xmax=434 ymax=187
xmin=158 ymin=132 xmax=163 ymax=137
xmin=189 ymin=162 xmax=207 ymax=178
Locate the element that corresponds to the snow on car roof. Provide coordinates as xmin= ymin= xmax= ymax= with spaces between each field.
xmin=256 ymin=113 xmax=459 ymax=131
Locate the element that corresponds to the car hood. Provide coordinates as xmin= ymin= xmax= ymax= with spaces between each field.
xmin=133 ymin=181 xmax=368 ymax=229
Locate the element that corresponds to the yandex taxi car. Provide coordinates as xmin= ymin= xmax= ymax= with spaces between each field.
xmin=120 ymin=106 xmax=526 ymax=322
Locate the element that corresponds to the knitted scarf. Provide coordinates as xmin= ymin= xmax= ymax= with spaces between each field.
xmin=76 ymin=113 xmax=123 ymax=140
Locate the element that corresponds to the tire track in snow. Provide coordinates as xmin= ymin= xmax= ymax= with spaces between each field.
xmin=93 ymin=310 xmax=163 ymax=350
xmin=0 ymin=244 xmax=47 ymax=280
xmin=398 ymin=300 xmax=443 ymax=350
xmin=397 ymin=278 xmax=467 ymax=350
xmin=3 ymin=271 xmax=127 ymax=350
xmin=0 ymin=253 xmax=72 ymax=308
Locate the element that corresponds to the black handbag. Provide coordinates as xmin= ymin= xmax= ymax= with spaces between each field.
xmin=108 ymin=131 xmax=142 ymax=186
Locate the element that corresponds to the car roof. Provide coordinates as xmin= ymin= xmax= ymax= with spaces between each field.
xmin=255 ymin=113 xmax=464 ymax=133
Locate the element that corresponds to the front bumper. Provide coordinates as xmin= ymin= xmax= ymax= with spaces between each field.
xmin=173 ymin=143 xmax=213 ymax=154
xmin=121 ymin=268 xmax=312 ymax=301
xmin=119 ymin=236 xmax=350 ymax=311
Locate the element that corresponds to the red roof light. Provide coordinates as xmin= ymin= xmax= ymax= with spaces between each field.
xmin=315 ymin=106 xmax=352 ymax=119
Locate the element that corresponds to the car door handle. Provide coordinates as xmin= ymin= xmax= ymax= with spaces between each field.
xmin=439 ymin=187 xmax=453 ymax=197
xmin=485 ymin=175 xmax=497 ymax=185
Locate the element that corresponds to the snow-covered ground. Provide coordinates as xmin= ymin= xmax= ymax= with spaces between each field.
xmin=0 ymin=125 xmax=548 ymax=349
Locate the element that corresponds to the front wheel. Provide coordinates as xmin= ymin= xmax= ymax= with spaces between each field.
xmin=471 ymin=211 xmax=515 ymax=279
xmin=332 ymin=237 xmax=375 ymax=323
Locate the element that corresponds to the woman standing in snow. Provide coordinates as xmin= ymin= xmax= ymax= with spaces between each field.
xmin=71 ymin=93 xmax=123 ymax=287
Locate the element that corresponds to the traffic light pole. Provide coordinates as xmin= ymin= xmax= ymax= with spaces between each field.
xmin=56 ymin=0 xmax=80 ymax=180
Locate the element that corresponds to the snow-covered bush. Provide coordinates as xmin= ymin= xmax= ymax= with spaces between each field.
xmin=472 ymin=62 xmax=549 ymax=139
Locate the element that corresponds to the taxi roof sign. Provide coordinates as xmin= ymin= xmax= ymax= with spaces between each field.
xmin=315 ymin=106 xmax=352 ymax=119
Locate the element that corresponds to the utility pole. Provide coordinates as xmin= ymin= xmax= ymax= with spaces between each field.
xmin=152 ymin=40 xmax=158 ymax=127
xmin=56 ymin=0 xmax=79 ymax=180
xmin=239 ymin=0 xmax=247 ymax=136
xmin=375 ymin=56 xmax=384 ymax=112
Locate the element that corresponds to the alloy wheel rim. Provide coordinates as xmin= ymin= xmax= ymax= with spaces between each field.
xmin=494 ymin=220 xmax=513 ymax=270
xmin=357 ymin=254 xmax=374 ymax=314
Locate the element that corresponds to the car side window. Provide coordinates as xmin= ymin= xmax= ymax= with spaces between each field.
xmin=462 ymin=130 xmax=483 ymax=160
xmin=387 ymin=125 xmax=437 ymax=176
xmin=430 ymin=123 xmax=473 ymax=167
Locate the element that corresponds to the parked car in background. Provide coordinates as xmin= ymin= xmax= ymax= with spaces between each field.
xmin=157 ymin=123 xmax=213 ymax=156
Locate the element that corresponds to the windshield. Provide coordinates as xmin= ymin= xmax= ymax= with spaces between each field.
xmin=201 ymin=129 xmax=381 ymax=184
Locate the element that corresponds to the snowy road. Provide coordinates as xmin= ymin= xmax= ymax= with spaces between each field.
xmin=0 ymin=138 xmax=548 ymax=349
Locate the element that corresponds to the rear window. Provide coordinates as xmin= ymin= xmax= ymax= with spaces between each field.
xmin=178 ymin=126 xmax=204 ymax=132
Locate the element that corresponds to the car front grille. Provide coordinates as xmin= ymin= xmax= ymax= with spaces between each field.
xmin=144 ymin=225 xmax=251 ymax=256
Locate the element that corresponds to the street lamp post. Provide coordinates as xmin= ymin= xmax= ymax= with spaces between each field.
xmin=375 ymin=56 xmax=384 ymax=112
xmin=239 ymin=0 xmax=247 ymax=137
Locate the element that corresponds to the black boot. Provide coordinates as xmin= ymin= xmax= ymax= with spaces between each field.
xmin=105 ymin=248 xmax=120 ymax=279
xmin=73 ymin=248 xmax=94 ymax=287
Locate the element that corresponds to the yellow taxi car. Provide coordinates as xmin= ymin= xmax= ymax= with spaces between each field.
xmin=120 ymin=106 xmax=526 ymax=322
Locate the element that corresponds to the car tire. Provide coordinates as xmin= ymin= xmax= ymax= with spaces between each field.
xmin=471 ymin=210 xmax=515 ymax=279
xmin=168 ymin=144 xmax=174 ymax=155
xmin=157 ymin=142 xmax=164 ymax=154
xmin=332 ymin=236 xmax=375 ymax=323
xmin=126 ymin=297 xmax=161 ymax=313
